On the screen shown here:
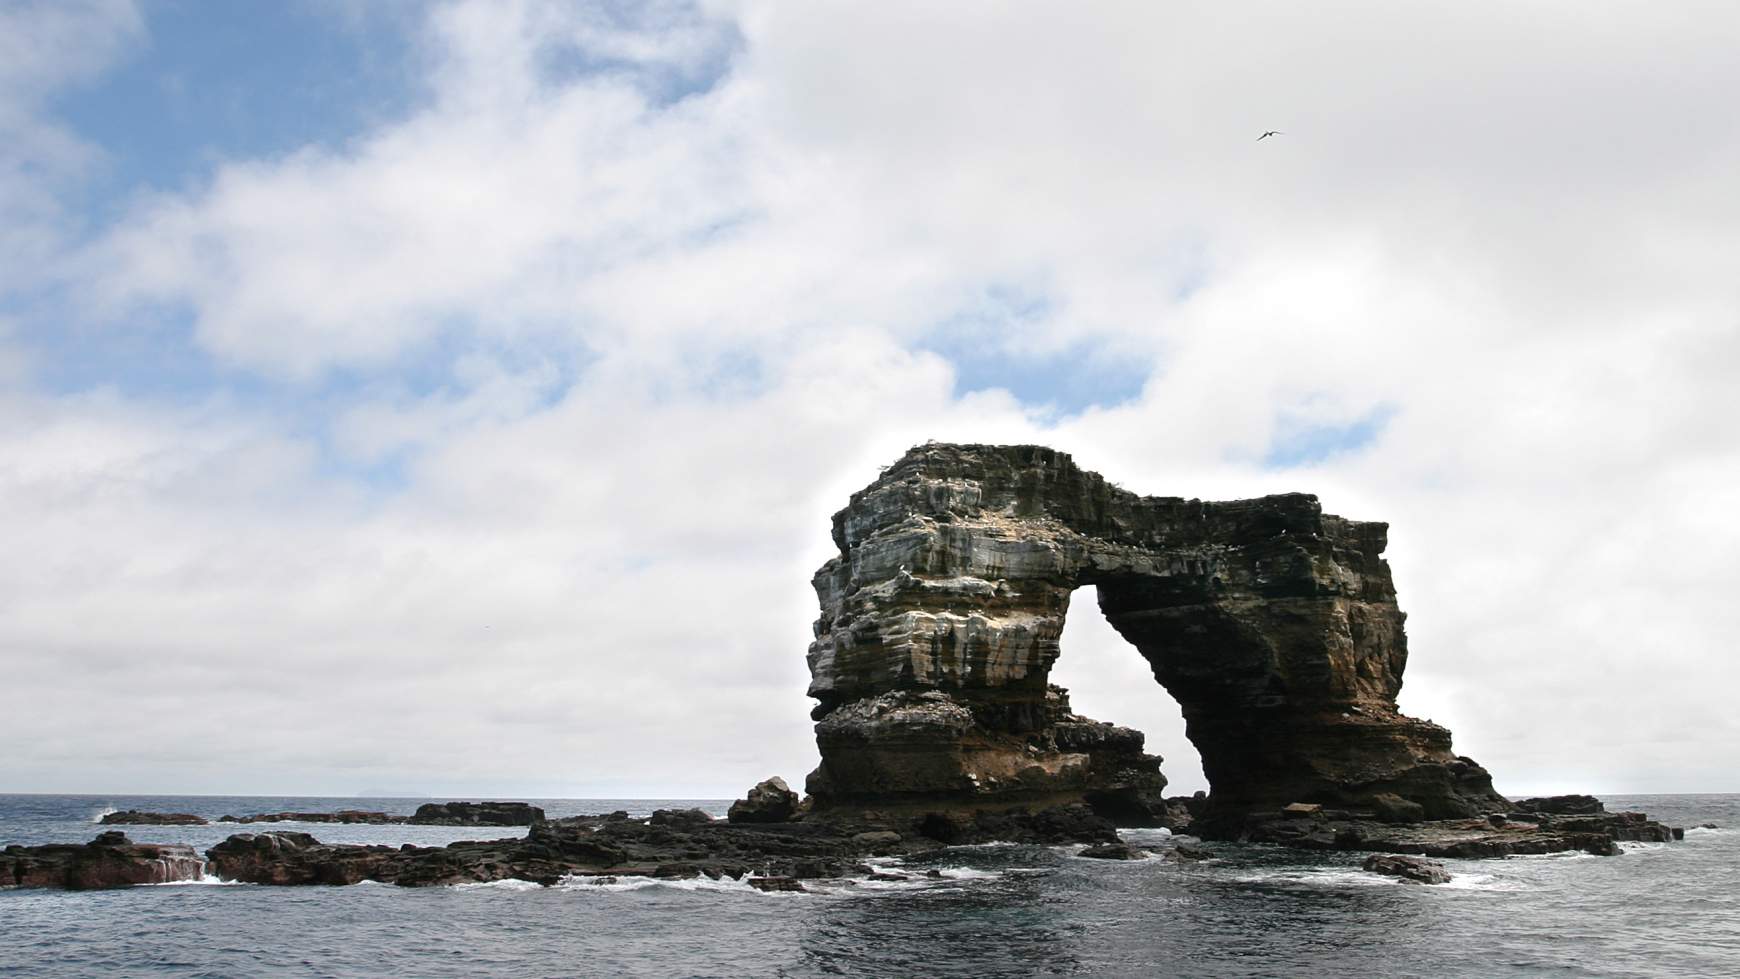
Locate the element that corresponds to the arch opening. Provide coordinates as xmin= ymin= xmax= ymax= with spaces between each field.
xmin=1048 ymin=585 xmax=1205 ymax=795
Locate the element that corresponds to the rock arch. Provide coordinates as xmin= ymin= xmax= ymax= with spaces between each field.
xmin=804 ymin=443 xmax=1507 ymax=835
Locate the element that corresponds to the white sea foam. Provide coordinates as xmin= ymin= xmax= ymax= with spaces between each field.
xmin=146 ymin=874 xmax=246 ymax=887
xmin=549 ymin=874 xmax=807 ymax=895
xmin=91 ymin=807 xmax=117 ymax=823
xmin=1436 ymin=872 xmax=1527 ymax=892
xmin=1232 ymin=868 xmax=1398 ymax=888
xmin=1684 ymin=825 xmax=1725 ymax=835
xmin=1618 ymin=841 xmax=1669 ymax=853
xmin=452 ymin=878 xmax=545 ymax=892
xmin=929 ymin=866 xmax=1003 ymax=880
xmin=1511 ymin=849 xmax=1601 ymax=861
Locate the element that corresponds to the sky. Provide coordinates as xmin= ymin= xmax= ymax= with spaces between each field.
xmin=2 ymin=0 xmax=1736 ymax=799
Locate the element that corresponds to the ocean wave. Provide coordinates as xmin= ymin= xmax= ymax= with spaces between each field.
xmin=1059 ymin=845 xmax=1162 ymax=862
xmin=1618 ymin=841 xmax=1669 ymax=853
xmin=91 ymin=807 xmax=117 ymax=824
xmin=452 ymin=878 xmax=546 ymax=892
xmin=550 ymin=874 xmax=806 ymax=896
xmin=1231 ymin=868 xmax=1399 ymax=888
xmin=1436 ymin=873 xmax=1527 ymax=892
xmin=144 ymin=874 xmax=246 ymax=887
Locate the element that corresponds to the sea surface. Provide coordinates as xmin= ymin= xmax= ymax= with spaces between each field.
xmin=2 ymin=793 xmax=1735 ymax=978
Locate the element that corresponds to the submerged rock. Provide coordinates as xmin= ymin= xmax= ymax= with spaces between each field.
xmin=3 ymin=832 xmax=205 ymax=890
xmin=1164 ymin=843 xmax=1215 ymax=863
xmin=1078 ymin=842 xmax=1148 ymax=860
xmin=1363 ymin=854 xmax=1452 ymax=885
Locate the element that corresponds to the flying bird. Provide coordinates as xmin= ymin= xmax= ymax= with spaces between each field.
xmin=1258 ymin=130 xmax=1284 ymax=140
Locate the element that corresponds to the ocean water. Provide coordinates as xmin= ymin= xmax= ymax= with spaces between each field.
xmin=2 ymin=793 xmax=1736 ymax=978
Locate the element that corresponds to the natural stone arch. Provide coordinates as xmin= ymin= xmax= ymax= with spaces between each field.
xmin=803 ymin=443 xmax=1507 ymax=835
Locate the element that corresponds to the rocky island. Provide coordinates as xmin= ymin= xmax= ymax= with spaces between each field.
xmin=0 ymin=444 xmax=1682 ymax=890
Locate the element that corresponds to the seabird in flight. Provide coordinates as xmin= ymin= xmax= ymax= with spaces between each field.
xmin=1258 ymin=130 xmax=1284 ymax=140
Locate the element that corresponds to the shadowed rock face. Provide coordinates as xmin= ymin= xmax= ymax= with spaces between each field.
xmin=804 ymin=443 xmax=1509 ymax=835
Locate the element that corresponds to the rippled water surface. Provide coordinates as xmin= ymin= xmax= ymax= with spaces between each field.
xmin=3 ymin=794 xmax=1736 ymax=977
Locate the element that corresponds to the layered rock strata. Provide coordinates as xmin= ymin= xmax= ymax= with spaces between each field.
xmin=804 ymin=443 xmax=1510 ymax=836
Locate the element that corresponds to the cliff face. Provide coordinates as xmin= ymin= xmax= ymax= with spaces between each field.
xmin=804 ymin=443 xmax=1507 ymax=834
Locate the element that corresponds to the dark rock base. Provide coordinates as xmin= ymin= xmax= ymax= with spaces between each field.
xmin=1231 ymin=806 xmax=1677 ymax=857
xmin=4 ymin=832 xmax=205 ymax=889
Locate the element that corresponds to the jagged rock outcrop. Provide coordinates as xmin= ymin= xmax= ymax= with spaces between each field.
xmin=804 ymin=443 xmax=1510 ymax=836
xmin=1513 ymin=794 xmax=1604 ymax=815
xmin=729 ymin=777 xmax=800 ymax=823
xmin=3 ymin=832 xmax=205 ymax=889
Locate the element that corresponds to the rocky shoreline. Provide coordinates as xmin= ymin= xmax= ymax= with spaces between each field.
xmin=3 ymin=787 xmax=1687 ymax=892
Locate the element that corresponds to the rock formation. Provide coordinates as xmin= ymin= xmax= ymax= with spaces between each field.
xmin=220 ymin=810 xmax=403 ymax=825
xmin=198 ymin=807 xmax=1114 ymax=888
xmin=729 ymin=777 xmax=801 ymax=823
xmin=1363 ymin=853 xmax=1452 ymax=884
xmin=3 ymin=832 xmax=205 ymax=889
xmin=804 ymin=443 xmax=1510 ymax=836
xmin=406 ymin=801 xmax=545 ymax=826
xmin=100 ymin=810 xmax=207 ymax=826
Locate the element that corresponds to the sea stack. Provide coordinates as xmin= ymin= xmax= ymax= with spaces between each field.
xmin=802 ymin=443 xmax=1510 ymax=837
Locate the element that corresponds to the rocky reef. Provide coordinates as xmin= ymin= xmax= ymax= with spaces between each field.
xmin=101 ymin=810 xmax=207 ymax=826
xmin=805 ymin=443 xmax=1508 ymax=836
xmin=3 ymin=832 xmax=205 ymax=889
xmin=406 ymin=801 xmax=545 ymax=826
xmin=220 ymin=810 xmax=403 ymax=825
xmin=190 ymin=803 xmax=1120 ymax=889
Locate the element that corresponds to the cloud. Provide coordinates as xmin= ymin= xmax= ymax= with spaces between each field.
xmin=1 ymin=0 xmax=1737 ymax=795
xmin=0 ymin=0 xmax=142 ymax=294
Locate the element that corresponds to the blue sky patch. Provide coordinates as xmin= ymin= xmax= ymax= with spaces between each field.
xmin=923 ymin=286 xmax=1152 ymax=416
xmin=1263 ymin=403 xmax=1396 ymax=468
xmin=52 ymin=1 xmax=427 ymax=224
